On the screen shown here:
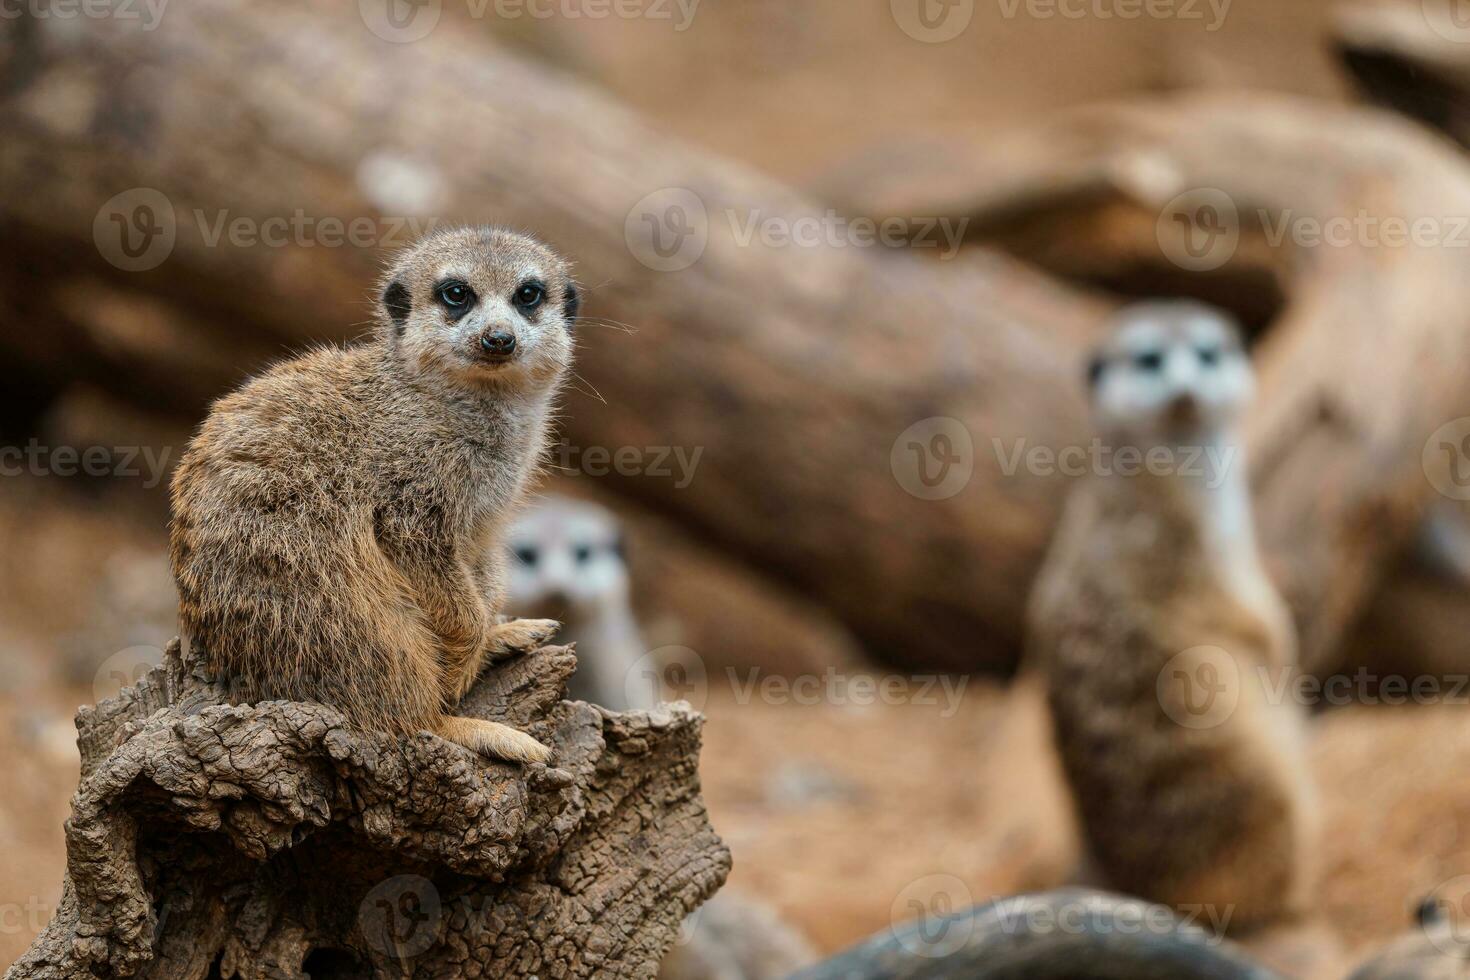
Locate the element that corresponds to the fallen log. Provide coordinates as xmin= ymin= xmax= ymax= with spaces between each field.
xmin=5 ymin=6 xmax=1470 ymax=673
xmin=790 ymin=889 xmax=1281 ymax=980
xmin=7 ymin=638 xmax=729 ymax=978
xmin=1334 ymin=2 xmax=1470 ymax=151
xmin=0 ymin=0 xmax=1099 ymax=673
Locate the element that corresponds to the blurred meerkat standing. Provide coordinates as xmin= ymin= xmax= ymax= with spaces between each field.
xmin=506 ymin=495 xmax=655 ymax=711
xmin=1028 ymin=300 xmax=1316 ymax=931
xmin=170 ymin=227 xmax=579 ymax=764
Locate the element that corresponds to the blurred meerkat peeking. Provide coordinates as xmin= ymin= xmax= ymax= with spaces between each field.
xmin=1028 ymin=299 xmax=1316 ymax=932
xmin=506 ymin=495 xmax=655 ymax=711
xmin=170 ymin=227 xmax=579 ymax=765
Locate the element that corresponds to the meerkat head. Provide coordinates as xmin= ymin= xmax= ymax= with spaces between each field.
xmin=506 ymin=496 xmax=630 ymax=619
xmin=378 ymin=226 xmax=579 ymax=393
xmin=1086 ymin=300 xmax=1253 ymax=443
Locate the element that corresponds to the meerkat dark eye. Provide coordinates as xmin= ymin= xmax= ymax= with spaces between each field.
xmin=1133 ymin=351 xmax=1164 ymax=372
xmin=573 ymin=544 xmax=593 ymax=565
xmin=437 ymin=281 xmax=473 ymax=310
xmin=514 ymin=546 xmax=538 ymax=567
xmin=1197 ymin=345 xmax=1222 ymax=366
xmin=514 ymin=281 xmax=546 ymax=311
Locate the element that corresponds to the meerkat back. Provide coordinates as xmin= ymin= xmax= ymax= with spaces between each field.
xmin=1028 ymin=300 xmax=1316 ymax=932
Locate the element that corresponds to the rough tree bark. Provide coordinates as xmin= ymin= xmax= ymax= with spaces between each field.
xmin=4 ymin=5 xmax=1470 ymax=672
xmin=6 ymin=639 xmax=729 ymax=978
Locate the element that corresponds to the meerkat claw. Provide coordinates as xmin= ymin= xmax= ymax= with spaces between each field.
xmin=487 ymin=617 xmax=561 ymax=655
xmin=437 ymin=716 xmax=552 ymax=765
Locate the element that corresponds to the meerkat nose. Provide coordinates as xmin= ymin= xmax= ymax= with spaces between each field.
xmin=1166 ymin=390 xmax=1200 ymax=425
xmin=481 ymin=331 xmax=517 ymax=359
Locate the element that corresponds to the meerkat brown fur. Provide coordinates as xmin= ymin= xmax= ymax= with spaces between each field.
xmin=1028 ymin=300 xmax=1316 ymax=931
xmin=169 ymin=227 xmax=580 ymax=764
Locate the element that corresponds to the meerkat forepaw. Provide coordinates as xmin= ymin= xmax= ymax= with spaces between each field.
xmin=437 ymin=716 xmax=552 ymax=765
xmin=486 ymin=618 xmax=561 ymax=656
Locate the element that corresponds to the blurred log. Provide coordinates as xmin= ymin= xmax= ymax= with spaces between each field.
xmin=0 ymin=0 xmax=1100 ymax=672
xmin=7 ymin=9 xmax=1470 ymax=673
xmin=819 ymin=94 xmax=1470 ymax=673
xmin=8 ymin=638 xmax=728 ymax=978
xmin=1334 ymin=2 xmax=1470 ymax=150
xmin=790 ymin=889 xmax=1281 ymax=980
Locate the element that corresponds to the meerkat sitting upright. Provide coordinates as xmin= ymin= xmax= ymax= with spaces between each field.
xmin=506 ymin=495 xmax=655 ymax=711
xmin=169 ymin=227 xmax=580 ymax=765
xmin=1028 ymin=300 xmax=1316 ymax=931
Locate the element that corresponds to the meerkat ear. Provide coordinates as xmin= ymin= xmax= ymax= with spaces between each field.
xmin=1086 ymin=355 xmax=1107 ymax=388
xmin=562 ymin=282 xmax=580 ymax=327
xmin=382 ymin=280 xmax=412 ymax=333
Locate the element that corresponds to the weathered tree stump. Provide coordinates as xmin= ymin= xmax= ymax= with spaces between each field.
xmin=7 ymin=639 xmax=729 ymax=978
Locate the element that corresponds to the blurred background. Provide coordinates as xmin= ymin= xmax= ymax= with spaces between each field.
xmin=6 ymin=0 xmax=1470 ymax=975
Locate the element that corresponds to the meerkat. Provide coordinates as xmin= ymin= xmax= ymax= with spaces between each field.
xmin=1027 ymin=300 xmax=1316 ymax=931
xmin=169 ymin=226 xmax=579 ymax=765
xmin=506 ymin=495 xmax=656 ymax=711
